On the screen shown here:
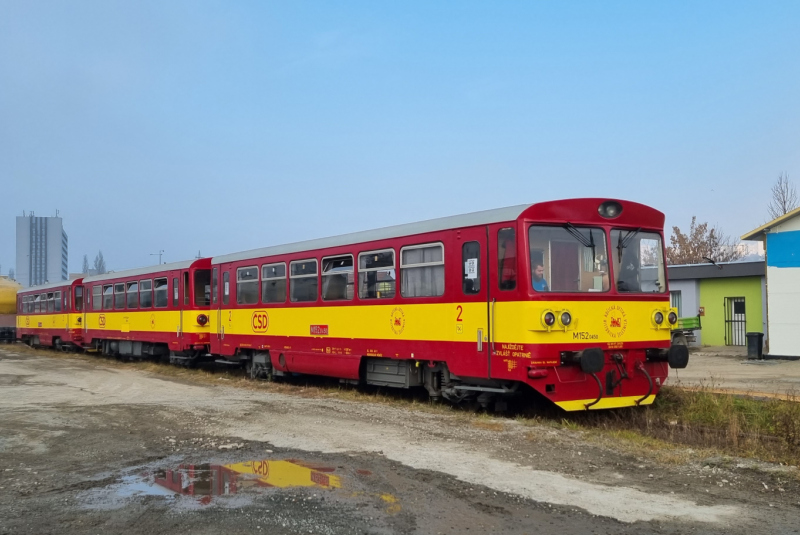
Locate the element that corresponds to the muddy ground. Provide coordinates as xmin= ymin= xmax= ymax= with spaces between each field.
xmin=1 ymin=345 xmax=800 ymax=535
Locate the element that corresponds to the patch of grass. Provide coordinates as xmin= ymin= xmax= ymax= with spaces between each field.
xmin=564 ymin=386 xmax=800 ymax=466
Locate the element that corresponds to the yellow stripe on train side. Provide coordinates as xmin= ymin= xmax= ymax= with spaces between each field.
xmin=17 ymin=313 xmax=71 ymax=331
xmin=217 ymin=302 xmax=489 ymax=343
xmin=215 ymin=300 xmax=674 ymax=345
xmin=83 ymin=310 xmax=208 ymax=334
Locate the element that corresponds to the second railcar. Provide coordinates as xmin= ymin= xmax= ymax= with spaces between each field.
xmin=81 ymin=259 xmax=213 ymax=362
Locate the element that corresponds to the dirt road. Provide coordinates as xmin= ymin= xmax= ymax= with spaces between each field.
xmin=1 ymin=345 xmax=799 ymax=535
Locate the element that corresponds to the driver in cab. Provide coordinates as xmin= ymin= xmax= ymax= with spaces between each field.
xmin=532 ymin=261 xmax=549 ymax=292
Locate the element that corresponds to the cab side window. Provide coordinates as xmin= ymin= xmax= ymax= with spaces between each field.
xmin=498 ymin=228 xmax=517 ymax=290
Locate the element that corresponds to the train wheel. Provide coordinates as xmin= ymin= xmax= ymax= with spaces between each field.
xmin=54 ymin=338 xmax=62 ymax=352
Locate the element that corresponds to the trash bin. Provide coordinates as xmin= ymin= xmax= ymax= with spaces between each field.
xmin=746 ymin=332 xmax=764 ymax=359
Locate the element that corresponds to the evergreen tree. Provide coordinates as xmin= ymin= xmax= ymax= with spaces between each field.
xmin=93 ymin=251 xmax=107 ymax=274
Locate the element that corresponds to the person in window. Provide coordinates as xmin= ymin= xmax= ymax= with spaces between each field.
xmin=532 ymin=261 xmax=549 ymax=292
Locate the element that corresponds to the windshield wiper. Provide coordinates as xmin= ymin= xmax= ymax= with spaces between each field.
xmin=563 ymin=223 xmax=596 ymax=264
xmin=617 ymin=228 xmax=641 ymax=262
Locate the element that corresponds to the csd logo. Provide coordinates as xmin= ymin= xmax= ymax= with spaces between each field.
xmin=251 ymin=311 xmax=269 ymax=333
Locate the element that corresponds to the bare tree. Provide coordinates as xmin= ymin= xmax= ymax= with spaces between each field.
xmin=82 ymin=254 xmax=90 ymax=274
xmin=667 ymin=217 xmax=745 ymax=265
xmin=768 ymin=172 xmax=798 ymax=220
xmin=93 ymin=251 xmax=107 ymax=275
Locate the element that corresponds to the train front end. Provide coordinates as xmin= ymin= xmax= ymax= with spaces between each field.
xmin=493 ymin=199 xmax=687 ymax=410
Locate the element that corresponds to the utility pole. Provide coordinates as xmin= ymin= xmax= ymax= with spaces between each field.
xmin=150 ymin=250 xmax=164 ymax=265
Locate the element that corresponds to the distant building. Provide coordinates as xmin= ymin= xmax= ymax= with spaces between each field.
xmin=15 ymin=214 xmax=69 ymax=287
xmin=743 ymin=208 xmax=800 ymax=357
xmin=667 ymin=261 xmax=766 ymax=348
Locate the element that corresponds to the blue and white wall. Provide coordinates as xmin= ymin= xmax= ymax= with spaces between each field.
xmin=765 ymin=217 xmax=800 ymax=357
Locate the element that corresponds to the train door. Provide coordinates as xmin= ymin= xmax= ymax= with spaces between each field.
xmin=173 ymin=274 xmax=182 ymax=349
xmin=487 ymin=222 xmax=523 ymax=379
xmin=212 ymin=266 xmax=232 ymax=356
xmin=457 ymin=227 xmax=490 ymax=376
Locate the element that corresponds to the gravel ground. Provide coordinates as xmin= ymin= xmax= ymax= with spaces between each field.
xmin=1 ymin=344 xmax=799 ymax=535
xmin=670 ymin=346 xmax=800 ymax=398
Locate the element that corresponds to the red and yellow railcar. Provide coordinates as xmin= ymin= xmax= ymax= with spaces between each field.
xmin=209 ymin=198 xmax=687 ymax=410
xmin=80 ymin=259 xmax=212 ymax=361
xmin=16 ymin=278 xmax=86 ymax=349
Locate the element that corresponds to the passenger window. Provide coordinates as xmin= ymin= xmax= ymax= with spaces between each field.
xmin=127 ymin=282 xmax=139 ymax=309
xmin=55 ymin=291 xmax=62 ymax=312
xmin=114 ymin=283 xmax=125 ymax=309
xmin=498 ymin=228 xmax=517 ymax=290
xmin=358 ymin=250 xmax=396 ymax=299
xmin=212 ymin=268 xmax=218 ymax=305
xmin=322 ymin=255 xmax=354 ymax=301
xmin=47 ymin=292 xmax=55 ymax=313
xmin=34 ymin=294 xmax=41 ymax=313
xmin=139 ymin=280 xmax=152 ymax=308
xmin=93 ymin=286 xmax=102 ymax=311
xmin=183 ymin=272 xmax=190 ymax=305
xmin=222 ymin=272 xmax=230 ymax=305
xmin=262 ymin=263 xmax=286 ymax=303
xmin=400 ymin=243 xmax=445 ymax=298
xmin=173 ymin=278 xmax=179 ymax=307
xmin=237 ymin=266 xmax=259 ymax=305
xmin=103 ymin=285 xmax=114 ymax=310
xmin=462 ymin=241 xmax=481 ymax=295
xmin=154 ymin=278 xmax=168 ymax=308
xmin=290 ymin=259 xmax=318 ymax=302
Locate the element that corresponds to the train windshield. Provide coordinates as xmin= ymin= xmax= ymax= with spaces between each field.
xmin=528 ymin=225 xmax=609 ymax=292
xmin=611 ymin=229 xmax=666 ymax=293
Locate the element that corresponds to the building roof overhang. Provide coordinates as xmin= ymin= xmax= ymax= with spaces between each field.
xmin=667 ymin=260 xmax=765 ymax=281
xmin=742 ymin=205 xmax=800 ymax=241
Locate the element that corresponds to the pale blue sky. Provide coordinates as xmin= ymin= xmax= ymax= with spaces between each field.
xmin=1 ymin=1 xmax=798 ymax=274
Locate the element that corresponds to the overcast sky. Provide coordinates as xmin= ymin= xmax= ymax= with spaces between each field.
xmin=1 ymin=1 xmax=798 ymax=274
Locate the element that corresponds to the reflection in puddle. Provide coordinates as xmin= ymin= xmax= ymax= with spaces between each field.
xmin=87 ymin=458 xmax=344 ymax=509
xmin=83 ymin=457 xmax=401 ymax=516
xmin=152 ymin=459 xmax=342 ymax=497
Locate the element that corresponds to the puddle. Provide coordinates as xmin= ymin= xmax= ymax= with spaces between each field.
xmin=81 ymin=458 xmax=344 ymax=510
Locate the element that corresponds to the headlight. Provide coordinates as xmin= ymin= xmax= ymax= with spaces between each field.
xmin=598 ymin=201 xmax=623 ymax=219
xmin=543 ymin=312 xmax=556 ymax=327
xmin=560 ymin=312 xmax=572 ymax=326
xmin=654 ymin=312 xmax=664 ymax=325
xmin=197 ymin=314 xmax=209 ymax=326
xmin=668 ymin=312 xmax=678 ymax=325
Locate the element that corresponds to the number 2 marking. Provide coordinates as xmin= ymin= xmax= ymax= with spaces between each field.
xmin=456 ymin=305 xmax=463 ymax=322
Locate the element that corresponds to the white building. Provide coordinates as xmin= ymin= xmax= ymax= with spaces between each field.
xmin=15 ymin=214 xmax=69 ymax=287
xmin=743 ymin=207 xmax=800 ymax=357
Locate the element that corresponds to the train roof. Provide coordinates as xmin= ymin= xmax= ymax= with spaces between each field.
xmin=82 ymin=259 xmax=201 ymax=284
xmin=212 ymin=204 xmax=532 ymax=265
xmin=17 ymin=279 xmax=81 ymax=295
